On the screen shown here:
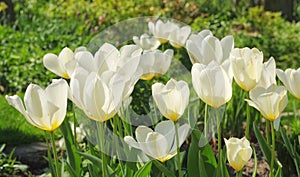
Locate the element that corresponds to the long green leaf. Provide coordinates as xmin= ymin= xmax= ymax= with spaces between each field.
xmin=198 ymin=151 xmax=208 ymax=177
xmin=253 ymin=122 xmax=272 ymax=165
xmin=133 ymin=161 xmax=152 ymax=177
xmin=187 ymin=130 xmax=201 ymax=176
xmin=153 ymin=160 xmax=176 ymax=177
xmin=77 ymin=151 xmax=114 ymax=174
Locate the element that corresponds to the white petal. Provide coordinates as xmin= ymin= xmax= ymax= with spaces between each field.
xmin=43 ymin=53 xmax=66 ymax=78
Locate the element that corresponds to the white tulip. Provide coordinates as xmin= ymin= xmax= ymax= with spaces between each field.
xmin=230 ymin=47 xmax=264 ymax=91
xmin=256 ymin=57 xmax=276 ymax=88
xmin=124 ymin=120 xmax=190 ymax=162
xmin=152 ymin=79 xmax=190 ymax=121
xmin=70 ymin=70 xmax=125 ymax=122
xmin=192 ymin=61 xmax=233 ymax=108
xmin=139 ymin=49 xmax=173 ymax=80
xmin=169 ymin=26 xmax=191 ymax=48
xmin=43 ymin=47 xmax=86 ymax=79
xmin=276 ymin=67 xmax=300 ymax=99
xmin=6 ymin=79 xmax=68 ymax=131
xmin=148 ymin=20 xmax=178 ymax=44
xmin=245 ymin=84 xmax=288 ymax=121
xmin=133 ymin=33 xmax=160 ymax=50
xmin=224 ymin=137 xmax=252 ymax=172
xmin=186 ymin=30 xmax=234 ymax=65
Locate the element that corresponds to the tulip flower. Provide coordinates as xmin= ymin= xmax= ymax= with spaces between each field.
xmin=43 ymin=47 xmax=86 ymax=79
xmin=169 ymin=25 xmax=191 ymax=48
xmin=245 ymin=84 xmax=288 ymax=121
xmin=186 ymin=30 xmax=234 ymax=65
xmin=256 ymin=57 xmax=276 ymax=88
xmin=133 ymin=33 xmax=160 ymax=50
xmin=191 ymin=61 xmax=233 ymax=108
xmin=276 ymin=67 xmax=300 ymax=99
xmin=69 ymin=69 xmax=125 ymax=122
xmin=152 ymin=79 xmax=190 ymax=121
xmin=224 ymin=137 xmax=252 ymax=172
xmin=230 ymin=47 xmax=264 ymax=91
xmin=124 ymin=120 xmax=190 ymax=162
xmin=5 ymin=79 xmax=68 ymax=131
xmin=139 ymin=49 xmax=173 ymax=80
xmin=148 ymin=20 xmax=178 ymax=44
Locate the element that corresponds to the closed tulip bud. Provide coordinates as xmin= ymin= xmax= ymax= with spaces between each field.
xmin=230 ymin=47 xmax=264 ymax=91
xmin=224 ymin=137 xmax=252 ymax=172
xmin=152 ymin=79 xmax=190 ymax=121
xmin=6 ymin=79 xmax=68 ymax=131
xmin=245 ymin=84 xmax=288 ymax=121
xmin=124 ymin=120 xmax=190 ymax=162
xmin=276 ymin=68 xmax=300 ymax=99
xmin=191 ymin=61 xmax=233 ymax=108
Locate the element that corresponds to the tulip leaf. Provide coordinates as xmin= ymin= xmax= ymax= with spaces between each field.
xmin=199 ymin=143 xmax=217 ymax=175
xmin=198 ymin=151 xmax=208 ymax=177
xmin=133 ymin=161 xmax=152 ymax=177
xmin=187 ymin=129 xmax=201 ymax=176
xmin=60 ymin=119 xmax=82 ymax=176
xmin=253 ymin=122 xmax=272 ymax=165
xmin=77 ymin=151 xmax=114 ymax=175
xmin=153 ymin=160 xmax=176 ymax=177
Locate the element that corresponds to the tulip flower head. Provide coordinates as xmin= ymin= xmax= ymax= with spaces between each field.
xmin=191 ymin=61 xmax=233 ymax=108
xmin=43 ymin=47 xmax=86 ymax=79
xmin=152 ymin=79 xmax=190 ymax=121
xmin=133 ymin=33 xmax=161 ymax=51
xmin=224 ymin=137 xmax=252 ymax=172
xmin=230 ymin=47 xmax=264 ymax=91
xmin=6 ymin=79 xmax=68 ymax=131
xmin=256 ymin=57 xmax=276 ymax=88
xmin=148 ymin=20 xmax=178 ymax=44
xmin=186 ymin=30 xmax=234 ymax=65
xmin=124 ymin=120 xmax=190 ymax=162
xmin=245 ymin=84 xmax=288 ymax=121
xmin=276 ymin=68 xmax=300 ymax=99
xmin=168 ymin=25 xmax=191 ymax=48
xmin=139 ymin=49 xmax=173 ymax=80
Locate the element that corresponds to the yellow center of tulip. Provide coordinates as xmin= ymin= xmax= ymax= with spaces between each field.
xmin=63 ymin=73 xmax=70 ymax=79
xmin=158 ymin=38 xmax=168 ymax=44
xmin=157 ymin=153 xmax=176 ymax=162
xmin=141 ymin=73 xmax=155 ymax=80
xmin=167 ymin=113 xmax=180 ymax=122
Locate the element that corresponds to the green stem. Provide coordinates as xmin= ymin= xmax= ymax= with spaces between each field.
xmin=236 ymin=170 xmax=243 ymax=177
xmin=97 ymin=122 xmax=108 ymax=177
xmin=204 ymin=104 xmax=208 ymax=138
xmin=218 ymin=122 xmax=222 ymax=163
xmin=266 ymin=121 xmax=270 ymax=144
xmin=246 ymin=101 xmax=251 ymax=140
xmin=252 ymin=144 xmax=257 ymax=177
xmin=50 ymin=131 xmax=60 ymax=177
xmin=270 ymin=121 xmax=275 ymax=177
xmin=174 ymin=121 xmax=182 ymax=177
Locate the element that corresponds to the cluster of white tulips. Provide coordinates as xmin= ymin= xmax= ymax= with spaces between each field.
xmin=5 ymin=19 xmax=299 ymax=177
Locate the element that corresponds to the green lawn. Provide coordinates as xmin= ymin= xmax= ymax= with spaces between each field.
xmin=0 ymin=95 xmax=44 ymax=145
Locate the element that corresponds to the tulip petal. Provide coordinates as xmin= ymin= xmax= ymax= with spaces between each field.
xmin=136 ymin=126 xmax=153 ymax=143
xmin=220 ymin=35 xmax=234 ymax=62
xmin=124 ymin=136 xmax=140 ymax=149
xmin=43 ymin=53 xmax=66 ymax=78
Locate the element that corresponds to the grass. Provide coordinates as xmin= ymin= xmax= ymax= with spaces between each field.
xmin=0 ymin=95 xmax=44 ymax=145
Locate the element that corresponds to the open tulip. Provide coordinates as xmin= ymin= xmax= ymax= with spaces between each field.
xmin=148 ymin=20 xmax=178 ymax=44
xmin=152 ymin=79 xmax=190 ymax=121
xmin=230 ymin=47 xmax=264 ymax=91
xmin=5 ymin=79 xmax=68 ymax=131
xmin=276 ymin=68 xmax=300 ymax=99
xmin=139 ymin=49 xmax=173 ymax=80
xmin=245 ymin=84 xmax=288 ymax=121
xmin=124 ymin=120 xmax=190 ymax=162
xmin=191 ymin=61 xmax=233 ymax=108
xmin=186 ymin=30 xmax=234 ymax=65
xmin=133 ymin=33 xmax=160 ymax=50
xmin=168 ymin=25 xmax=191 ymax=48
xmin=224 ymin=137 xmax=252 ymax=172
